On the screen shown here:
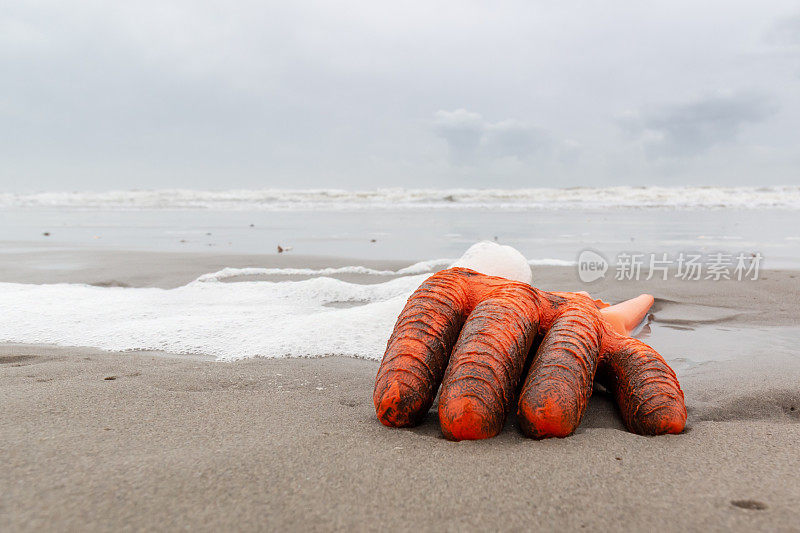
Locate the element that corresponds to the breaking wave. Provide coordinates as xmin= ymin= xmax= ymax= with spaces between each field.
xmin=2 ymin=186 xmax=799 ymax=210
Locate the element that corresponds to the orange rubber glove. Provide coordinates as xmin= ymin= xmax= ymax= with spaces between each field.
xmin=373 ymin=267 xmax=686 ymax=440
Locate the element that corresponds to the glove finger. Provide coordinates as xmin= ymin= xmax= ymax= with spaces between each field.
xmin=597 ymin=336 xmax=686 ymax=435
xmin=374 ymin=270 xmax=471 ymax=427
xmin=517 ymin=302 xmax=602 ymax=438
xmin=438 ymin=285 xmax=539 ymax=441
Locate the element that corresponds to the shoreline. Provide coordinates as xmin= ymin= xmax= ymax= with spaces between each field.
xmin=1 ymin=245 xmax=798 ymax=326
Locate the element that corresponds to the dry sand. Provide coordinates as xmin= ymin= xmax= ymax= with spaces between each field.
xmin=1 ymin=248 xmax=799 ymax=531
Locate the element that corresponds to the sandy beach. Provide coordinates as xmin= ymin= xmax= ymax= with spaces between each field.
xmin=1 ymin=248 xmax=798 ymax=531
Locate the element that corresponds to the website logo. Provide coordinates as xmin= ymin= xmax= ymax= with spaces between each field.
xmin=577 ymin=250 xmax=608 ymax=283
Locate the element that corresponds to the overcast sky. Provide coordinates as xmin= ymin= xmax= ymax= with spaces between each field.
xmin=2 ymin=1 xmax=799 ymax=191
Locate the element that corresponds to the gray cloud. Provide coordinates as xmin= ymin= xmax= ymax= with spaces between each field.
xmin=0 ymin=1 xmax=799 ymax=190
xmin=433 ymin=110 xmax=551 ymax=164
xmin=621 ymin=93 xmax=777 ymax=158
xmin=432 ymin=109 xmax=486 ymax=163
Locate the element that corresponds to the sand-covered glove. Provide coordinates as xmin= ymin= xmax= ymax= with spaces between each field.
xmin=373 ymin=247 xmax=686 ymax=441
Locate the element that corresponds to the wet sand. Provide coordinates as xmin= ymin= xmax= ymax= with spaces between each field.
xmin=1 ymin=248 xmax=799 ymax=531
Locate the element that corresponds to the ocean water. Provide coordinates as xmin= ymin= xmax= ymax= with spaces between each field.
xmin=1 ymin=187 xmax=799 ymax=267
xmin=3 ymin=186 xmax=800 ymax=210
xmin=0 ymin=187 xmax=798 ymax=363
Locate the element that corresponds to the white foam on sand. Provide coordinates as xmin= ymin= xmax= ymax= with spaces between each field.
xmin=0 ymin=242 xmax=536 ymax=361
xmin=193 ymin=259 xmax=455 ymax=283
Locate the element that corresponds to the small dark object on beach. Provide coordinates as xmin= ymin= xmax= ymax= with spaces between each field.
xmin=277 ymin=245 xmax=293 ymax=253
xmin=104 ymin=376 xmax=117 ymax=381
xmin=206 ymin=232 xmax=212 ymax=236
xmin=43 ymin=232 xmax=50 ymax=236
xmin=249 ymin=223 xmax=255 ymax=227
xmin=370 ymin=239 xmax=377 ymax=243
xmin=731 ymin=499 xmax=768 ymax=511
xmin=180 ymin=239 xmax=187 ymax=243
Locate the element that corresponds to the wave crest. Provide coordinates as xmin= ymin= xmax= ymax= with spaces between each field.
xmin=2 ymin=186 xmax=799 ymax=210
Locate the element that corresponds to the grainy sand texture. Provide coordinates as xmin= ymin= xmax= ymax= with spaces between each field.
xmin=1 ymin=249 xmax=799 ymax=531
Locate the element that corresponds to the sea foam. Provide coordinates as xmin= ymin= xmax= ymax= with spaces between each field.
xmin=2 ymin=186 xmax=799 ymax=210
xmin=0 ymin=242 xmax=535 ymax=361
xmin=193 ymin=258 xmax=455 ymax=283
